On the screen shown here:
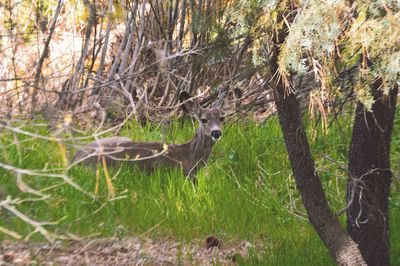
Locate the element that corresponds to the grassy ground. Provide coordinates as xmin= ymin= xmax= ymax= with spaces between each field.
xmin=0 ymin=110 xmax=399 ymax=265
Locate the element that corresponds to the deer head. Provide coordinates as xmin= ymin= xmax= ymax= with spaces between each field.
xmin=179 ymin=91 xmax=225 ymax=142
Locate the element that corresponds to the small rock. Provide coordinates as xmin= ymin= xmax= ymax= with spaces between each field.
xmin=205 ymin=236 xmax=221 ymax=249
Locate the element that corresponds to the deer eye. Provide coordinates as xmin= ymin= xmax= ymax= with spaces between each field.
xmin=219 ymin=117 xmax=225 ymax=122
xmin=201 ymin=118 xmax=208 ymax=124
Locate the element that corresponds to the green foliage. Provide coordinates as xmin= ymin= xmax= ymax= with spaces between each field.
xmin=281 ymin=0 xmax=344 ymax=75
xmin=228 ymin=0 xmax=268 ymax=38
xmin=226 ymin=0 xmax=276 ymax=68
xmin=344 ymin=3 xmax=400 ymax=95
xmin=274 ymin=0 xmax=400 ymax=109
xmin=203 ymin=0 xmax=398 ymax=111
xmin=0 ymin=112 xmax=399 ymax=263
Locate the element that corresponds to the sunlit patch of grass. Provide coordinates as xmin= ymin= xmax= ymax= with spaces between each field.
xmin=0 ymin=111 xmax=399 ymax=265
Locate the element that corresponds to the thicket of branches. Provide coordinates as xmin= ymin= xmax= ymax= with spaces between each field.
xmin=0 ymin=0 xmax=280 ymax=129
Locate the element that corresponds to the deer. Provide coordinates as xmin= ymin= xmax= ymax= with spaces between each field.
xmin=72 ymin=92 xmax=225 ymax=180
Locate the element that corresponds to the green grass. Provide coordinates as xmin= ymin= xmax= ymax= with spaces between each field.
xmin=0 ymin=111 xmax=399 ymax=265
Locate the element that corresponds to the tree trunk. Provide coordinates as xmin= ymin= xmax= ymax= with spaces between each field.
xmin=268 ymin=4 xmax=365 ymax=264
xmin=272 ymin=82 xmax=366 ymax=265
xmin=347 ymin=80 xmax=398 ymax=266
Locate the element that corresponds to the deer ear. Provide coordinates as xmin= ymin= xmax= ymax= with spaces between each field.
xmin=179 ymin=91 xmax=199 ymax=115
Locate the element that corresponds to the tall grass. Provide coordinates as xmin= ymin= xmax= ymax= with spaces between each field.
xmin=0 ymin=110 xmax=399 ymax=265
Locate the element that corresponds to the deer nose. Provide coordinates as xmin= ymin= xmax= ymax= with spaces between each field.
xmin=211 ymin=130 xmax=221 ymax=140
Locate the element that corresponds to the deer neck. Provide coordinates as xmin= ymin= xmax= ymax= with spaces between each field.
xmin=189 ymin=126 xmax=214 ymax=158
xmin=169 ymin=126 xmax=215 ymax=164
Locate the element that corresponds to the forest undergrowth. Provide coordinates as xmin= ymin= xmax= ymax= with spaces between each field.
xmin=1 ymin=110 xmax=399 ymax=265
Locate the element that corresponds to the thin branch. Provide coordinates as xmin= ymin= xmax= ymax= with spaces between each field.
xmin=31 ymin=0 xmax=64 ymax=112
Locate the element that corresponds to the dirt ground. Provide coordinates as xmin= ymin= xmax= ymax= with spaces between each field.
xmin=0 ymin=237 xmax=255 ymax=265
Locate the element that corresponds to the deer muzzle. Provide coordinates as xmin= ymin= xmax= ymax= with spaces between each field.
xmin=211 ymin=130 xmax=222 ymax=141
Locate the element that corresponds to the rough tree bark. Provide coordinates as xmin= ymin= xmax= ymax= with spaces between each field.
xmin=271 ymin=81 xmax=366 ymax=265
xmin=268 ymin=4 xmax=365 ymax=265
xmin=347 ymin=80 xmax=398 ymax=266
